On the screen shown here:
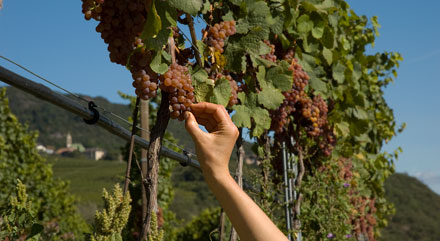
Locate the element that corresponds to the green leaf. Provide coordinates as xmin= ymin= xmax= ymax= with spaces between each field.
xmin=210 ymin=77 xmax=232 ymax=107
xmin=224 ymin=45 xmax=247 ymax=73
xmin=250 ymin=55 xmax=277 ymax=68
xmin=352 ymin=61 xmax=362 ymax=81
xmin=251 ymin=107 xmax=271 ymax=137
xmin=141 ymin=0 xmax=161 ymax=40
xmin=168 ymin=0 xmax=203 ymax=16
xmin=232 ymin=105 xmax=252 ymax=128
xmin=258 ymin=85 xmax=284 ymax=110
xmin=150 ymin=51 xmax=168 ymax=74
xmin=332 ymin=62 xmax=346 ymax=83
xmin=322 ymin=47 xmax=333 ymax=65
xmin=309 ymin=77 xmax=327 ymax=94
xmin=196 ymin=40 xmax=206 ymax=66
xmin=334 ymin=122 xmax=350 ymax=137
xmin=352 ymin=107 xmax=369 ymax=120
xmin=312 ymin=21 xmax=325 ymax=39
xmin=26 ymin=224 xmax=43 ymax=240
xmin=266 ymin=61 xmax=293 ymax=91
xmin=297 ymin=15 xmax=313 ymax=33
xmin=143 ymin=1 xmax=176 ymax=51
xmin=321 ymin=26 xmax=334 ymax=49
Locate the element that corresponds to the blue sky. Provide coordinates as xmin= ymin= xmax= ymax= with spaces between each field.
xmin=0 ymin=1 xmax=439 ymax=193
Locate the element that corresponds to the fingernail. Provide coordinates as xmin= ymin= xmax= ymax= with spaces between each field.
xmin=184 ymin=111 xmax=189 ymax=120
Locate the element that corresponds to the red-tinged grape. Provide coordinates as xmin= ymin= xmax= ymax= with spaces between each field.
xmin=206 ymin=20 xmax=237 ymax=53
xmin=159 ymin=63 xmax=194 ymax=120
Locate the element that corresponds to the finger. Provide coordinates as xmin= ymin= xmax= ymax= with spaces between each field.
xmin=191 ymin=102 xmax=218 ymax=114
xmin=191 ymin=103 xmax=231 ymax=126
xmin=195 ymin=116 xmax=217 ymax=132
xmin=184 ymin=111 xmax=205 ymax=140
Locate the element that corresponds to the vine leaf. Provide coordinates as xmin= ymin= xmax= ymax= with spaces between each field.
xmin=265 ymin=61 xmax=293 ymax=91
xmin=191 ymin=67 xmax=213 ymax=103
xmin=232 ymin=93 xmax=271 ymax=137
xmin=210 ymin=77 xmax=231 ymax=107
xmin=141 ymin=0 xmax=161 ymax=40
xmin=142 ymin=1 xmax=176 ymax=51
xmin=168 ymin=0 xmax=203 ymax=16
xmin=258 ymin=86 xmax=284 ymax=110
xmin=322 ymin=47 xmax=333 ymax=65
xmin=297 ymin=15 xmax=313 ymax=33
xmin=332 ymin=62 xmax=346 ymax=83
xmin=150 ymin=51 xmax=168 ymax=74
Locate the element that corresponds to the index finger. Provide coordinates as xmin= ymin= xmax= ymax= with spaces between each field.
xmin=191 ymin=102 xmax=232 ymax=126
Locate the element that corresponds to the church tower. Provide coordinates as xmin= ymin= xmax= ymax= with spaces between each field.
xmin=66 ymin=132 xmax=72 ymax=148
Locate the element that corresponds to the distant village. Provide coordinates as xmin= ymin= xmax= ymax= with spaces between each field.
xmin=36 ymin=133 xmax=106 ymax=160
xmin=35 ymin=132 xmax=259 ymax=164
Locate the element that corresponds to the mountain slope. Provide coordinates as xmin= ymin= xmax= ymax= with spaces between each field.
xmin=381 ymin=173 xmax=440 ymax=241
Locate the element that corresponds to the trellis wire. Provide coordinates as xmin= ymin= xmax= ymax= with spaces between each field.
xmin=0 ymin=64 xmax=201 ymax=170
xmin=0 ymin=54 xmax=197 ymax=159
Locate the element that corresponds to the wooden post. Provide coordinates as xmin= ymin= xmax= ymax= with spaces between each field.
xmin=140 ymin=100 xmax=150 ymax=222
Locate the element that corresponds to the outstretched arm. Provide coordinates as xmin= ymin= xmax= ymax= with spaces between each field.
xmin=184 ymin=102 xmax=288 ymax=241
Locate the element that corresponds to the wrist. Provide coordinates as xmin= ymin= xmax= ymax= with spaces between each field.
xmin=202 ymin=168 xmax=232 ymax=185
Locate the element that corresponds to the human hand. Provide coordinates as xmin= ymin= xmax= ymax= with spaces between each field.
xmin=184 ymin=102 xmax=239 ymax=179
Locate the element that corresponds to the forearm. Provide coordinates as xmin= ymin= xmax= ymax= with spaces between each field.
xmin=204 ymin=170 xmax=288 ymax=241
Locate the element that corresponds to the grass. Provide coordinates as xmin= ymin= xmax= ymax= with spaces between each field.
xmin=45 ymin=155 xmax=126 ymax=221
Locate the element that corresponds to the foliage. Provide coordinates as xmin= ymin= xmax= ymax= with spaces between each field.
xmin=175 ymin=208 xmax=221 ymax=241
xmin=0 ymin=88 xmax=89 ymax=240
xmin=147 ymin=211 xmax=164 ymax=241
xmin=90 ymin=184 xmax=131 ymax=241
xmin=0 ymin=180 xmax=43 ymax=241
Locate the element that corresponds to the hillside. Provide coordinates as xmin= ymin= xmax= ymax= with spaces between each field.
xmin=381 ymin=173 xmax=440 ymax=241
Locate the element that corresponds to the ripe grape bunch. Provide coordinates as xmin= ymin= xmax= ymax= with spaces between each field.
xmin=270 ymin=58 xmax=309 ymax=133
xmin=270 ymin=55 xmax=335 ymax=156
xmin=81 ymin=0 xmax=161 ymax=100
xmin=159 ymin=63 xmax=195 ymax=120
xmin=207 ymin=20 xmax=237 ymax=53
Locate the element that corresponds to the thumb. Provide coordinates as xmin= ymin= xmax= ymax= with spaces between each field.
xmin=184 ymin=111 xmax=204 ymax=140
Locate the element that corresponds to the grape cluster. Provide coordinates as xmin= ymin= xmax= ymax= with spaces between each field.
xmin=81 ymin=0 xmax=162 ymax=100
xmin=130 ymin=52 xmax=158 ymax=100
xmin=213 ymin=73 xmax=239 ymax=107
xmin=261 ymin=40 xmax=277 ymax=62
xmin=270 ymin=58 xmax=309 ymax=133
xmin=207 ymin=20 xmax=237 ymax=53
xmin=352 ymin=197 xmax=377 ymax=241
xmin=159 ymin=63 xmax=195 ymax=120
xmin=269 ymin=57 xmax=335 ymax=156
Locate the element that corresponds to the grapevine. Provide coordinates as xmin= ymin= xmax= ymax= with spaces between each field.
xmin=78 ymin=1 xmax=401 ymax=240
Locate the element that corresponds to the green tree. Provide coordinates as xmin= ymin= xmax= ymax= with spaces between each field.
xmin=0 ymin=88 xmax=88 ymax=239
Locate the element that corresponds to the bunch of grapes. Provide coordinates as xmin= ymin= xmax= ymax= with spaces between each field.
xmin=159 ymin=63 xmax=195 ymax=120
xmin=270 ymin=58 xmax=309 ymax=132
xmin=206 ymin=20 xmax=237 ymax=53
xmin=213 ymin=73 xmax=239 ymax=107
xmin=352 ymin=197 xmax=377 ymax=241
xmin=261 ymin=40 xmax=277 ymax=62
xmin=269 ymin=57 xmax=335 ymax=156
xmin=81 ymin=0 xmax=163 ymax=100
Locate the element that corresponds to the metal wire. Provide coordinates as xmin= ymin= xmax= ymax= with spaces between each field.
xmin=0 ymin=54 xmax=197 ymax=159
